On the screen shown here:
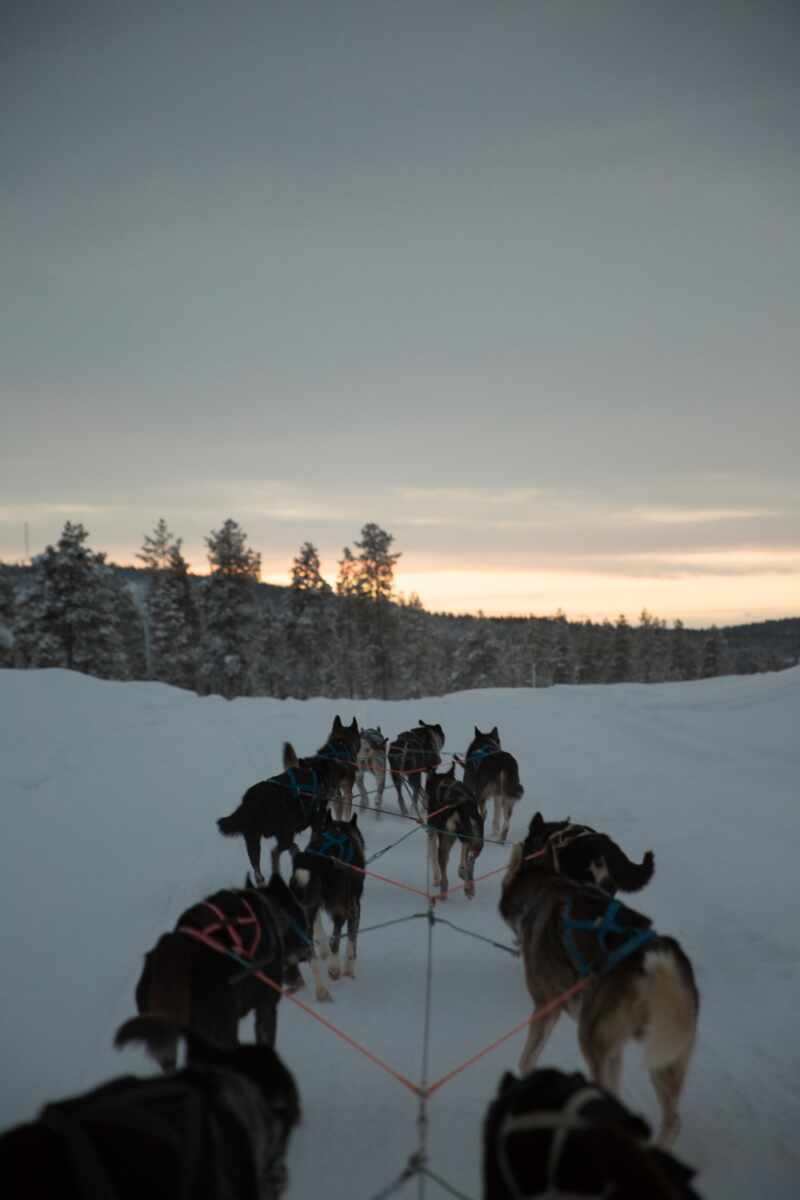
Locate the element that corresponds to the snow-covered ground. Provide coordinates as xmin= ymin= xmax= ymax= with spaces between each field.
xmin=1 ymin=667 xmax=798 ymax=1198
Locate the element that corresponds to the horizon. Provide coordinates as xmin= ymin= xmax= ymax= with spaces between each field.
xmin=5 ymin=520 xmax=798 ymax=630
xmin=3 ymin=3 xmax=799 ymax=626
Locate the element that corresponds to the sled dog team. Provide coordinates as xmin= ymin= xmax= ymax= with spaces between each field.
xmin=1 ymin=715 xmax=703 ymax=1199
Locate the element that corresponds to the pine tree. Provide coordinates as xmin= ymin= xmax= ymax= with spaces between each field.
xmin=290 ymin=542 xmax=331 ymax=598
xmin=137 ymin=518 xmax=175 ymax=572
xmin=610 ymin=614 xmax=632 ymax=683
xmin=0 ymin=566 xmax=15 ymax=666
xmin=13 ymin=522 xmax=129 ymax=678
xmin=149 ymin=544 xmax=198 ymax=689
xmin=198 ymin=520 xmax=261 ymax=699
xmin=551 ymin=613 xmax=576 ymax=685
xmin=701 ymin=625 xmax=728 ymax=679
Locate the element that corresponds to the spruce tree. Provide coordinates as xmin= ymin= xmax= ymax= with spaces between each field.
xmin=13 ymin=522 xmax=129 ymax=678
xmin=610 ymin=614 xmax=632 ymax=683
xmin=198 ymin=519 xmax=261 ymax=699
xmin=0 ymin=566 xmax=15 ymax=665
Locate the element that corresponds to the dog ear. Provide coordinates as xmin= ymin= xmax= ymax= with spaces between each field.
xmin=350 ymin=814 xmax=359 ymax=827
xmin=350 ymin=717 xmax=358 ymax=730
xmin=376 ymin=726 xmax=382 ymax=736
xmin=382 ymin=737 xmax=389 ymax=748
xmin=283 ymin=742 xmax=299 ymax=769
xmin=498 ymin=1070 xmax=519 ymax=1095
xmin=419 ymin=717 xmax=427 ymax=727
xmin=332 ymin=714 xmax=343 ymax=730
xmin=530 ymin=812 xmax=544 ymax=833
xmin=491 ymin=726 xmax=499 ymax=740
xmin=474 ymin=725 xmax=481 ymax=737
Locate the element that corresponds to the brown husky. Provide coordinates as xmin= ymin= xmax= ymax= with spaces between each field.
xmin=500 ymin=846 xmax=699 ymax=1147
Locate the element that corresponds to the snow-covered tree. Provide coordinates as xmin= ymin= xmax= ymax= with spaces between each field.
xmin=13 ymin=522 xmax=130 ymax=678
xmin=197 ymin=520 xmax=261 ymax=699
xmin=701 ymin=625 xmax=729 ymax=679
xmin=137 ymin=518 xmax=175 ymax=572
xmin=148 ymin=543 xmax=198 ymax=689
xmin=609 ymin=614 xmax=632 ymax=683
xmin=0 ymin=567 xmax=15 ymax=666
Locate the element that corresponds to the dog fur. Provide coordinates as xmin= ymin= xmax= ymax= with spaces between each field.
xmin=483 ymin=1067 xmax=703 ymax=1198
xmin=217 ymin=741 xmax=343 ymax=881
xmin=500 ymin=847 xmax=699 ymax=1147
xmin=0 ymin=1023 xmax=300 ymax=1200
xmin=289 ymin=812 xmax=366 ymax=1001
xmin=121 ymin=874 xmax=311 ymax=1065
xmin=463 ymin=726 xmax=524 ymax=843
xmin=388 ymin=719 xmax=445 ymax=817
xmin=356 ymin=726 xmax=389 ymax=815
xmin=524 ymin=812 xmax=655 ymax=896
xmin=425 ymin=763 xmax=485 ymax=900
xmin=316 ymin=714 xmax=360 ymax=821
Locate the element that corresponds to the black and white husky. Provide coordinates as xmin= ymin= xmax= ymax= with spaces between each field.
xmin=388 ymin=719 xmax=445 ymax=818
xmin=424 ymin=764 xmax=485 ymax=900
xmin=463 ymin=726 xmax=524 ymax=843
xmin=289 ymin=812 xmax=365 ymax=1002
xmin=356 ymin=727 xmax=389 ymax=815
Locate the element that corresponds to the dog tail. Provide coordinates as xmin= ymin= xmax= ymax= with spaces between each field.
xmin=601 ymin=839 xmax=655 ymax=892
xmin=114 ymin=1015 xmax=218 ymax=1071
xmin=217 ymin=804 xmax=247 ymax=836
xmin=641 ymin=943 xmax=699 ymax=1072
xmin=116 ymin=932 xmax=194 ymax=1069
xmin=500 ymin=757 xmax=524 ymax=799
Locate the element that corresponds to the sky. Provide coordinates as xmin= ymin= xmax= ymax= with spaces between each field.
xmin=2 ymin=1 xmax=799 ymax=626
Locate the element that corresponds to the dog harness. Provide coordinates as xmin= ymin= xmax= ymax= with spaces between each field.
xmin=317 ymin=739 xmax=354 ymax=764
xmin=495 ymin=1082 xmax=616 ymax=1199
xmin=561 ymin=897 xmax=656 ymax=978
xmin=465 ymin=739 xmax=501 ymax=766
xmin=313 ymin=828 xmax=356 ymax=865
xmin=181 ymin=895 xmax=263 ymax=962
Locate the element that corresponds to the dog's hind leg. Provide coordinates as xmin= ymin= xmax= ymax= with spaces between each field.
xmin=498 ymin=796 xmax=513 ymax=844
xmin=245 ymin=830 xmax=265 ymax=884
xmin=519 ymin=1009 xmax=560 ymax=1075
xmin=374 ymin=762 xmax=386 ymax=815
xmin=649 ymin=1048 xmax=691 ymax=1148
xmin=328 ymin=915 xmax=345 ymax=980
xmin=437 ymin=837 xmax=452 ymax=900
xmin=344 ymin=898 xmax=360 ymax=979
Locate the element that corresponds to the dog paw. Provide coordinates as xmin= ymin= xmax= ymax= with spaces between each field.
xmin=316 ymin=986 xmax=333 ymax=1003
xmin=343 ymin=962 xmax=356 ymax=978
xmin=317 ymin=943 xmax=329 ymax=960
xmin=328 ymin=964 xmax=341 ymax=980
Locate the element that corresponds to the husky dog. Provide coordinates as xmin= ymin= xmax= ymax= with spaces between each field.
xmin=463 ymin=726 xmax=524 ymax=843
xmin=289 ymin=812 xmax=366 ymax=1001
xmin=524 ymin=813 xmax=655 ymax=896
xmin=1 ymin=1023 xmax=301 ymax=1200
xmin=425 ymin=764 xmax=485 ymax=899
xmin=484 ymin=1067 xmax=703 ymax=1199
xmin=356 ymin=727 xmax=389 ymax=815
xmin=217 ymin=743 xmax=344 ymax=881
xmin=500 ymin=848 xmax=699 ymax=1148
xmin=316 ymin=714 xmax=360 ymax=820
xmin=120 ymin=875 xmax=311 ymax=1066
xmin=388 ymin=719 xmax=445 ymax=817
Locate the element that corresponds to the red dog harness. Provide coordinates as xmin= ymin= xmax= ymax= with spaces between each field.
xmin=180 ymin=895 xmax=261 ymax=961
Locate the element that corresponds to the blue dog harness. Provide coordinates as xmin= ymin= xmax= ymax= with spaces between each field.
xmin=284 ymin=766 xmax=319 ymax=799
xmin=562 ymin=897 xmax=656 ymax=977
xmin=466 ymin=741 xmax=501 ymax=766
xmin=316 ymin=829 xmax=355 ymax=865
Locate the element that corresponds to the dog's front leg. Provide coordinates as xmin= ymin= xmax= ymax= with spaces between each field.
xmin=344 ymin=898 xmax=360 ymax=978
xmin=437 ymin=837 xmax=451 ymax=900
xmin=328 ymin=915 xmax=345 ymax=980
xmin=340 ymin=775 xmax=354 ymax=822
xmin=314 ymin=910 xmax=330 ymax=959
xmin=375 ymin=761 xmax=386 ymax=815
xmin=428 ymin=829 xmax=442 ymax=887
xmin=255 ymin=1000 xmax=278 ymax=1048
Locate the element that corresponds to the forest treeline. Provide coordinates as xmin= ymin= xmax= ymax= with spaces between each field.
xmin=0 ymin=519 xmax=797 ymax=699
